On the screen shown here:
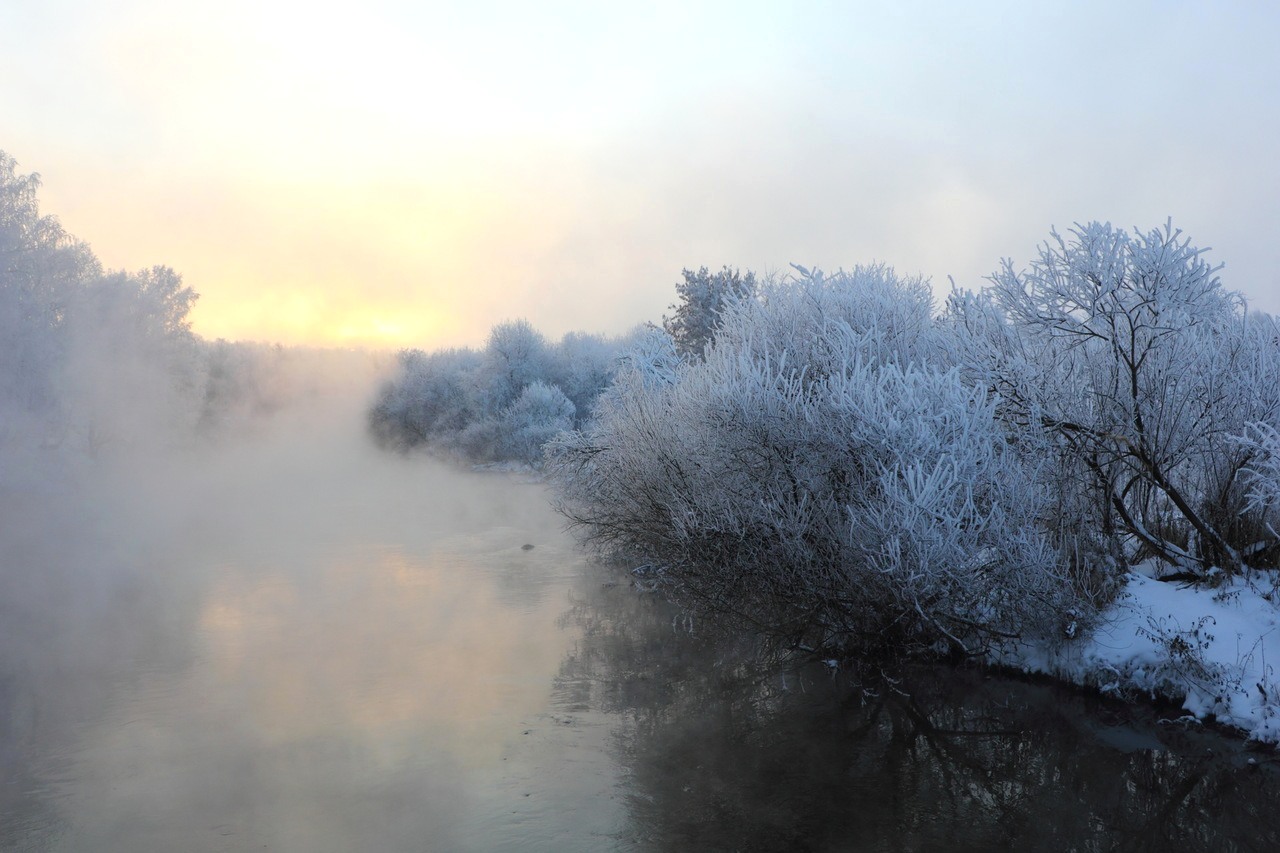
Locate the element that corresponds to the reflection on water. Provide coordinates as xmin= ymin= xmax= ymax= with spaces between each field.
xmin=1 ymin=422 xmax=623 ymax=853
xmin=561 ymin=581 xmax=1280 ymax=852
xmin=3 ymin=421 xmax=1280 ymax=851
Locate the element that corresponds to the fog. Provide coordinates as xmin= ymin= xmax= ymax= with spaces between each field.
xmin=0 ymin=155 xmax=618 ymax=851
xmin=0 ymin=355 xmax=626 ymax=851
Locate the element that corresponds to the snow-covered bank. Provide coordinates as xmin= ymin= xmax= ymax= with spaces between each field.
xmin=1001 ymin=566 xmax=1280 ymax=744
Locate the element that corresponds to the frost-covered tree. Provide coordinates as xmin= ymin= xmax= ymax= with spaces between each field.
xmin=0 ymin=151 xmax=204 ymax=451
xmin=616 ymin=324 xmax=683 ymax=389
xmin=662 ymin=266 xmax=758 ymax=360
xmin=59 ymin=265 xmax=203 ymax=445
xmin=368 ymin=347 xmax=483 ymax=450
xmin=1239 ymin=422 xmax=1280 ymax=549
xmin=549 ymin=331 xmax=622 ymax=421
xmin=479 ymin=319 xmax=551 ymax=411
xmin=0 ymin=151 xmax=99 ymax=415
xmin=974 ymin=221 xmax=1279 ymax=576
xmin=551 ymin=266 xmax=1070 ymax=657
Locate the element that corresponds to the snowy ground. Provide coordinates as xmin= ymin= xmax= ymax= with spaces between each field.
xmin=1000 ymin=561 xmax=1280 ymax=744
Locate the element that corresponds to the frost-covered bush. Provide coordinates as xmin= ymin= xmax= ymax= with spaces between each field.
xmin=550 ymin=266 xmax=1072 ymax=657
xmin=715 ymin=263 xmax=940 ymax=370
xmin=940 ymin=287 xmax=1123 ymax=591
xmin=368 ymin=321 xmax=635 ymax=465
xmin=368 ymin=347 xmax=483 ymax=450
xmin=492 ymin=381 xmax=575 ymax=463
xmin=1238 ymin=420 xmax=1280 ymax=565
xmin=962 ymin=221 xmax=1280 ymax=576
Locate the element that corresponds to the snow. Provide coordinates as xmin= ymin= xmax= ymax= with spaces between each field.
xmin=999 ymin=565 xmax=1280 ymax=743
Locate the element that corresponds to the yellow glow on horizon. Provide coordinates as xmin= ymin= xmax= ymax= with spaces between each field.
xmin=2 ymin=2 xmax=706 ymax=351
xmin=6 ymin=0 xmax=1280 ymax=356
xmin=31 ymin=157 xmax=579 ymax=351
xmin=188 ymin=290 xmax=451 ymax=350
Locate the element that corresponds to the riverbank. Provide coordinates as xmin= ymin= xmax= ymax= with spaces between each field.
xmin=454 ymin=446 xmax=1280 ymax=745
xmin=998 ymin=562 xmax=1280 ymax=745
xmin=482 ymin=454 xmax=1280 ymax=747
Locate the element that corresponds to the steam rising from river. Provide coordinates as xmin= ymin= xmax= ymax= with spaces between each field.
xmin=0 ymin=356 xmax=619 ymax=850
xmin=6 ymin=349 xmax=1280 ymax=852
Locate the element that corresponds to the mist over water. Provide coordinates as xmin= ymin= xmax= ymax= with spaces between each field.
xmin=3 ymin=357 xmax=1280 ymax=852
xmin=0 ymin=367 xmax=618 ymax=851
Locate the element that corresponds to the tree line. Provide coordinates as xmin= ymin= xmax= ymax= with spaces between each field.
xmin=374 ymin=228 xmax=1280 ymax=659
xmin=0 ymin=150 xmax=350 ymax=458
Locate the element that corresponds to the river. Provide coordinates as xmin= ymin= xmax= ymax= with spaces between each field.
xmin=2 ymin=408 xmax=1278 ymax=851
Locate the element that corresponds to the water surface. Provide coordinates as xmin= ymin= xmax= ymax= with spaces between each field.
xmin=2 ymin=418 xmax=1278 ymax=851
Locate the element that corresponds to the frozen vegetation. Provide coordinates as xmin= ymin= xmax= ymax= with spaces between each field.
xmin=552 ymin=265 xmax=1073 ymax=658
xmin=367 ymin=266 xmax=756 ymax=466
xmin=1 ymin=152 xmax=202 ymax=453
xmin=547 ymin=226 xmax=1280 ymax=742
xmin=367 ymin=318 xmax=644 ymax=465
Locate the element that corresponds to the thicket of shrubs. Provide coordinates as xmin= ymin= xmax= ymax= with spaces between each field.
xmin=547 ymin=225 xmax=1280 ymax=658
xmin=367 ymin=267 xmax=764 ymax=465
xmin=367 ymin=319 xmax=638 ymax=464
xmin=550 ymin=267 xmax=1071 ymax=656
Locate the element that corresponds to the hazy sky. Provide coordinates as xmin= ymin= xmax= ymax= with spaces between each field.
xmin=3 ymin=0 xmax=1277 ymax=348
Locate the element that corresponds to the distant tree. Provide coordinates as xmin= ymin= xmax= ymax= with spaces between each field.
xmin=368 ymin=320 xmax=632 ymax=465
xmin=199 ymin=339 xmax=280 ymax=431
xmin=662 ymin=266 xmax=758 ymax=360
xmin=497 ymin=380 xmax=576 ymax=463
xmin=368 ymin=347 xmax=482 ymax=450
xmin=549 ymin=331 xmax=623 ymax=425
xmin=59 ymin=265 xmax=204 ymax=444
xmin=0 ymin=150 xmax=205 ymax=450
xmin=0 ymin=151 xmax=99 ymax=414
xmin=479 ymin=319 xmax=551 ymax=411
xmin=620 ymin=325 xmax=683 ymax=389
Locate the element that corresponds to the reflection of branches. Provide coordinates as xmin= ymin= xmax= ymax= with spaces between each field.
xmin=1113 ymin=758 xmax=1207 ymax=853
xmin=557 ymin=571 xmax=1280 ymax=852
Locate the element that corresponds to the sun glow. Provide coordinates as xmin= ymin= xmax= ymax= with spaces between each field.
xmin=5 ymin=0 xmax=1277 ymax=354
xmin=189 ymin=291 xmax=451 ymax=350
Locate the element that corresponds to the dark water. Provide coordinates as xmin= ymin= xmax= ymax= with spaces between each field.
xmin=2 ymin=420 xmax=1278 ymax=852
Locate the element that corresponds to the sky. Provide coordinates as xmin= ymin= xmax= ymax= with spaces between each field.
xmin=2 ymin=0 xmax=1278 ymax=349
